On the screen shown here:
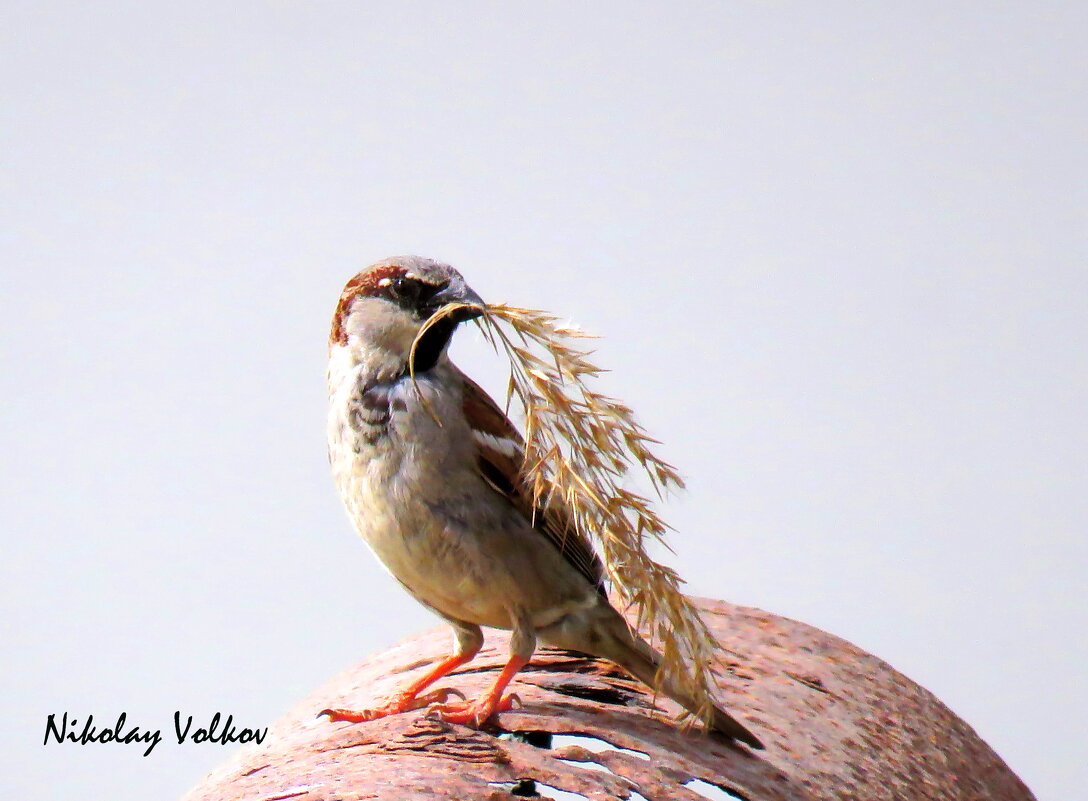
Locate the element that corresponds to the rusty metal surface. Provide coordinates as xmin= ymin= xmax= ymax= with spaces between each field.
xmin=180 ymin=599 xmax=1035 ymax=801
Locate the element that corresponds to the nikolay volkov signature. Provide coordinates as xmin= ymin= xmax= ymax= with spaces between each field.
xmin=44 ymin=712 xmax=267 ymax=757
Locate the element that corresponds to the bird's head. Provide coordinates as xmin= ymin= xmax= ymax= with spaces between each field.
xmin=330 ymin=256 xmax=484 ymax=376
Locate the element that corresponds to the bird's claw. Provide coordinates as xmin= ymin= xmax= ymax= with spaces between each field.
xmin=426 ymin=692 xmax=519 ymax=727
xmin=416 ymin=686 xmax=466 ymax=706
xmin=318 ymin=686 xmax=466 ymax=723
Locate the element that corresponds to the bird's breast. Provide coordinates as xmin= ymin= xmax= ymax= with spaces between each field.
xmin=327 ymin=356 xmax=511 ymax=625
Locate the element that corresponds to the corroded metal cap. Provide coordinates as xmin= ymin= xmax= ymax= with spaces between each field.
xmin=180 ymin=599 xmax=1034 ymax=801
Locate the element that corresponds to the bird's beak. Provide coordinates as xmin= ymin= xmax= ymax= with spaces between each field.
xmin=427 ymin=278 xmax=485 ymax=323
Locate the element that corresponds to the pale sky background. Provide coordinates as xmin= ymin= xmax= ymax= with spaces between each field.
xmin=2 ymin=3 xmax=1085 ymax=800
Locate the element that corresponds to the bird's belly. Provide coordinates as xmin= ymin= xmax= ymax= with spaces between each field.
xmin=340 ymin=487 xmax=512 ymax=629
xmin=370 ymin=529 xmax=514 ymax=630
xmin=332 ymin=441 xmax=596 ymax=633
xmin=366 ymin=518 xmax=600 ymax=635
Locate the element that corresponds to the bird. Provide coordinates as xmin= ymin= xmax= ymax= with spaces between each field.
xmin=320 ymin=255 xmax=762 ymax=749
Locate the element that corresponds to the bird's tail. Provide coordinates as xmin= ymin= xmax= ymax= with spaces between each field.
xmin=594 ymin=612 xmax=764 ymax=750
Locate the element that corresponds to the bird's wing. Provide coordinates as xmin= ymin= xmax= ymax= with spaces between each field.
xmin=458 ymin=368 xmax=606 ymax=596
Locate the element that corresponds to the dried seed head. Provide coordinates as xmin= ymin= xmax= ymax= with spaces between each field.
xmin=475 ymin=303 xmax=723 ymax=731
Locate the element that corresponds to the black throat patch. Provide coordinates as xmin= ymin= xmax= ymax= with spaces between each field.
xmin=404 ymin=316 xmax=457 ymax=376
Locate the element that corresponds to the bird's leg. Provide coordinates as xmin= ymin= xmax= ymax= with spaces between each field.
xmin=428 ymin=653 xmax=528 ymax=726
xmin=320 ymin=622 xmax=482 ymax=723
xmin=429 ymin=611 xmax=534 ymax=727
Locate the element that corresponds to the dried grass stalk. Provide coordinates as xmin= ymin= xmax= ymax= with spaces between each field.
xmin=411 ymin=302 xmax=724 ymax=730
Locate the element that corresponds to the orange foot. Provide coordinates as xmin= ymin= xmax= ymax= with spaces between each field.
xmin=319 ymin=687 xmax=465 ymax=723
xmin=427 ymin=693 xmax=520 ymax=727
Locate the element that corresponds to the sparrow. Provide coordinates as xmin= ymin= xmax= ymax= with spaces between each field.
xmin=320 ymin=255 xmax=762 ymax=749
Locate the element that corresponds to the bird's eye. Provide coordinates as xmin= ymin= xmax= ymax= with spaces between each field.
xmin=389 ymin=276 xmax=421 ymax=303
